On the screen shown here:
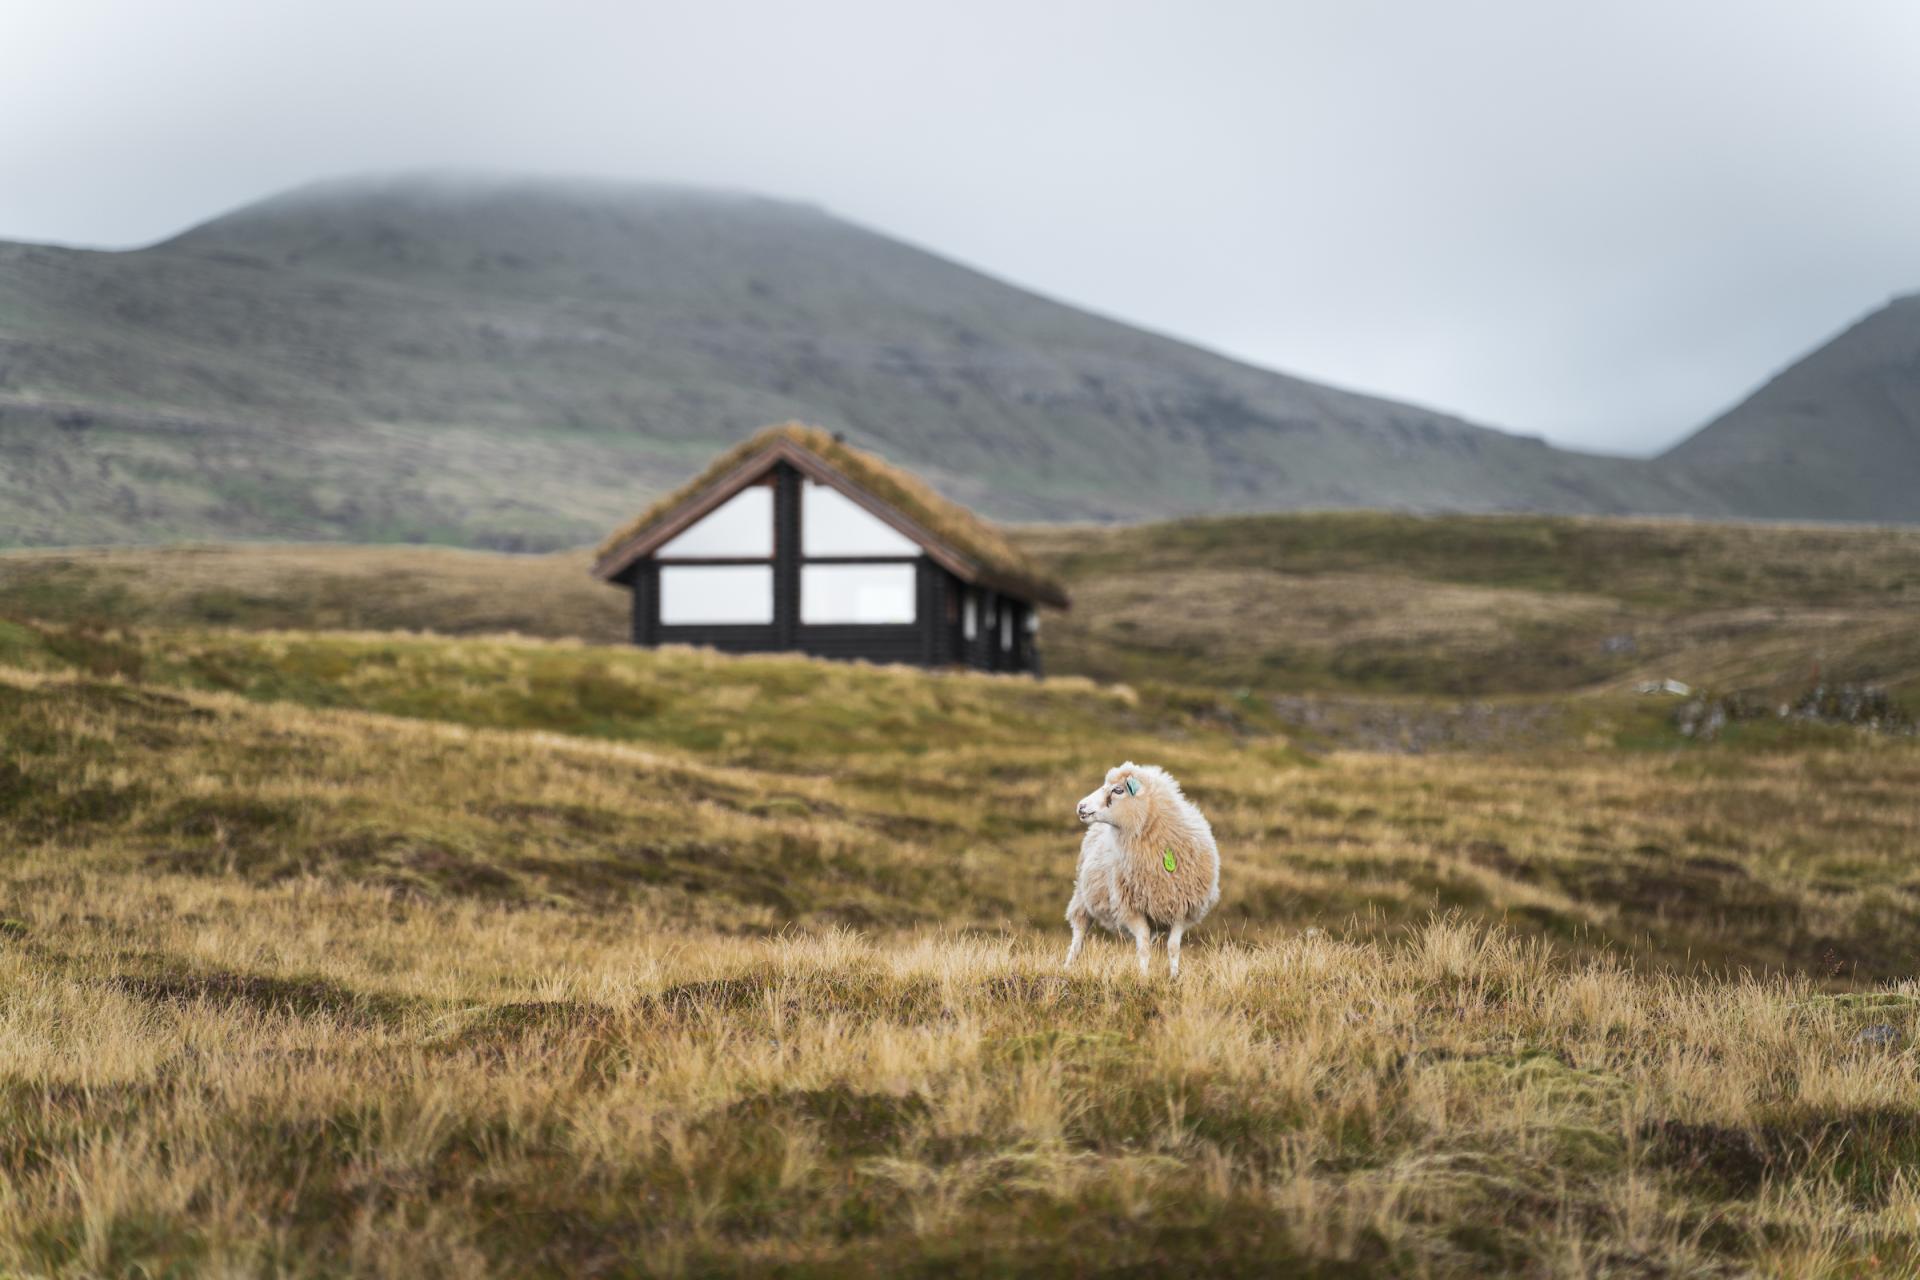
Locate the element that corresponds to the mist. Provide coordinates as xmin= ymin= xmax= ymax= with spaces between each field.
xmin=5 ymin=0 xmax=1919 ymax=454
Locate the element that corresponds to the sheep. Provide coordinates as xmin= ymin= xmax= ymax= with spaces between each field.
xmin=1063 ymin=762 xmax=1221 ymax=978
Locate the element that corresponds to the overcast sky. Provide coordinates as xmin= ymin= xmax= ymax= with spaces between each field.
xmin=5 ymin=1 xmax=1918 ymax=455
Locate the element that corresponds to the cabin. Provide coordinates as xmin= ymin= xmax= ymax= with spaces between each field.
xmin=592 ymin=423 xmax=1070 ymax=673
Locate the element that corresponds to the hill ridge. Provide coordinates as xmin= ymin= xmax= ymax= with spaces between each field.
xmin=1660 ymin=292 xmax=1920 ymax=521
xmin=0 ymin=170 xmax=1843 ymax=548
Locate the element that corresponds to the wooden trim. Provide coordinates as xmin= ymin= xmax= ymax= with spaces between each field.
xmin=630 ymin=562 xmax=657 ymax=645
xmin=657 ymin=625 xmax=781 ymax=634
xmin=774 ymin=464 xmax=800 ymax=648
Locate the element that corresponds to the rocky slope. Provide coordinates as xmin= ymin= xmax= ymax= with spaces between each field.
xmin=1661 ymin=292 xmax=1920 ymax=522
xmin=0 ymin=173 xmax=1729 ymax=548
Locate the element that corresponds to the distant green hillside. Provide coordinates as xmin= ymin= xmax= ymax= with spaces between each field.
xmin=8 ymin=511 xmax=1918 ymax=705
xmin=0 ymin=173 xmax=1731 ymax=549
xmin=1024 ymin=511 xmax=1920 ymax=700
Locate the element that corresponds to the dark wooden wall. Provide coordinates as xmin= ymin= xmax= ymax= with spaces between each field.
xmin=948 ymin=585 xmax=1036 ymax=674
xmin=619 ymin=461 xmax=1044 ymax=674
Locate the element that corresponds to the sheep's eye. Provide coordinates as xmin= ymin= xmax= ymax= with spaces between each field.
xmin=1111 ymin=785 xmax=1124 ymax=796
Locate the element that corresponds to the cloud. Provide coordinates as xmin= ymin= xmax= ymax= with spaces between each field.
xmin=5 ymin=0 xmax=1919 ymax=454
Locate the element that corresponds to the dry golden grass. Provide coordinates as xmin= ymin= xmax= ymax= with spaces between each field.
xmin=1023 ymin=511 xmax=1920 ymax=699
xmin=12 ymin=508 xmax=1920 ymax=706
xmin=0 ymin=543 xmax=627 ymax=643
xmin=7 ymin=514 xmax=1920 ymax=1273
xmin=2 ymin=624 xmax=1920 ymax=1273
xmin=5 ymin=622 xmax=1918 ymax=975
xmin=4 ymin=858 xmax=1920 ymax=1276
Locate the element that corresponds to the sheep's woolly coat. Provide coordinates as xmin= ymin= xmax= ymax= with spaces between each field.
xmin=1069 ymin=763 xmax=1221 ymax=937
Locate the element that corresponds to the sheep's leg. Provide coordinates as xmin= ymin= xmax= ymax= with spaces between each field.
xmin=1063 ymin=903 xmax=1090 ymax=969
xmin=1167 ymin=922 xmax=1187 ymax=980
xmin=1124 ymin=912 xmax=1153 ymax=978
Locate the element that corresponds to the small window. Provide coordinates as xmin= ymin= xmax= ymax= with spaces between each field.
xmin=802 ymin=481 xmax=919 ymax=556
xmin=658 ymin=565 xmax=774 ymax=625
xmin=801 ymin=564 xmax=916 ymax=624
xmin=657 ymin=484 xmax=773 ymax=559
xmin=1026 ymin=612 xmax=1040 ymax=635
xmin=962 ymin=593 xmax=977 ymax=640
xmin=1000 ymin=611 xmax=1013 ymax=651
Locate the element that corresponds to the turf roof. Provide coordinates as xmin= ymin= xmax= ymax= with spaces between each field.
xmin=593 ymin=423 xmax=1069 ymax=608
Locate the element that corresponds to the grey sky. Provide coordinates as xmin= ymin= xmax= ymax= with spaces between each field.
xmin=5 ymin=1 xmax=1918 ymax=455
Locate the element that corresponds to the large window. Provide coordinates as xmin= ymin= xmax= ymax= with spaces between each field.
xmin=800 ymin=564 xmax=916 ymax=624
xmin=797 ymin=479 xmax=919 ymax=625
xmin=656 ymin=480 xmax=775 ymax=626
xmin=659 ymin=566 xmax=774 ymax=624
xmin=657 ymin=485 xmax=773 ymax=558
xmin=651 ymin=473 xmax=926 ymax=630
xmin=802 ymin=481 xmax=918 ymax=556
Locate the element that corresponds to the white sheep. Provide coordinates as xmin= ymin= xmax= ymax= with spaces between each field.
xmin=1063 ymin=762 xmax=1221 ymax=978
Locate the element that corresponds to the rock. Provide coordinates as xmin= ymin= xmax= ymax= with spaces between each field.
xmin=1675 ymin=698 xmax=1727 ymax=740
xmin=1853 ymin=1024 xmax=1901 ymax=1048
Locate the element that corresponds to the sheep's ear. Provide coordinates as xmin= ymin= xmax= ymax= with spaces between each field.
xmin=1124 ymin=777 xmax=1139 ymax=797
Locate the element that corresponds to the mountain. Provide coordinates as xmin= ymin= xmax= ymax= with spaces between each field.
xmin=1661 ymin=293 xmax=1920 ymax=522
xmin=0 ymin=172 xmax=1732 ymax=549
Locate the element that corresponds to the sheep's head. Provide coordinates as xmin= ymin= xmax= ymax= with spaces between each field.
xmin=1076 ymin=762 xmax=1155 ymax=829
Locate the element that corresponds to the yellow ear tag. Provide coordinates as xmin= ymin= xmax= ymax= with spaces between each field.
xmin=1162 ymin=849 xmax=1177 ymax=873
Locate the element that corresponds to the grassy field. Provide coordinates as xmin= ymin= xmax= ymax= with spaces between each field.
xmin=9 ymin=510 xmax=1920 ymax=705
xmin=5 ymin=514 xmax=1920 ymax=1274
xmin=1023 ymin=512 xmax=1920 ymax=700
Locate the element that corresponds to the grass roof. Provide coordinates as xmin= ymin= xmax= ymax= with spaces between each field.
xmin=594 ymin=423 xmax=1069 ymax=608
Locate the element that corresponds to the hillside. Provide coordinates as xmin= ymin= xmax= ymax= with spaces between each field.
xmin=3 ymin=604 xmax=1919 ymax=980
xmin=1022 ymin=512 xmax=1920 ymax=702
xmin=1663 ymin=292 xmax=1920 ymax=521
xmin=4 ymin=607 xmax=1920 ymax=1272
xmin=0 ymin=172 xmax=1732 ymax=549
xmin=10 ymin=511 xmax=1920 ymax=707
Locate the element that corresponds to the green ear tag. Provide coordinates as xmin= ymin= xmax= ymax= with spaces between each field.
xmin=1162 ymin=848 xmax=1177 ymax=873
xmin=1124 ymin=778 xmax=1139 ymax=797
